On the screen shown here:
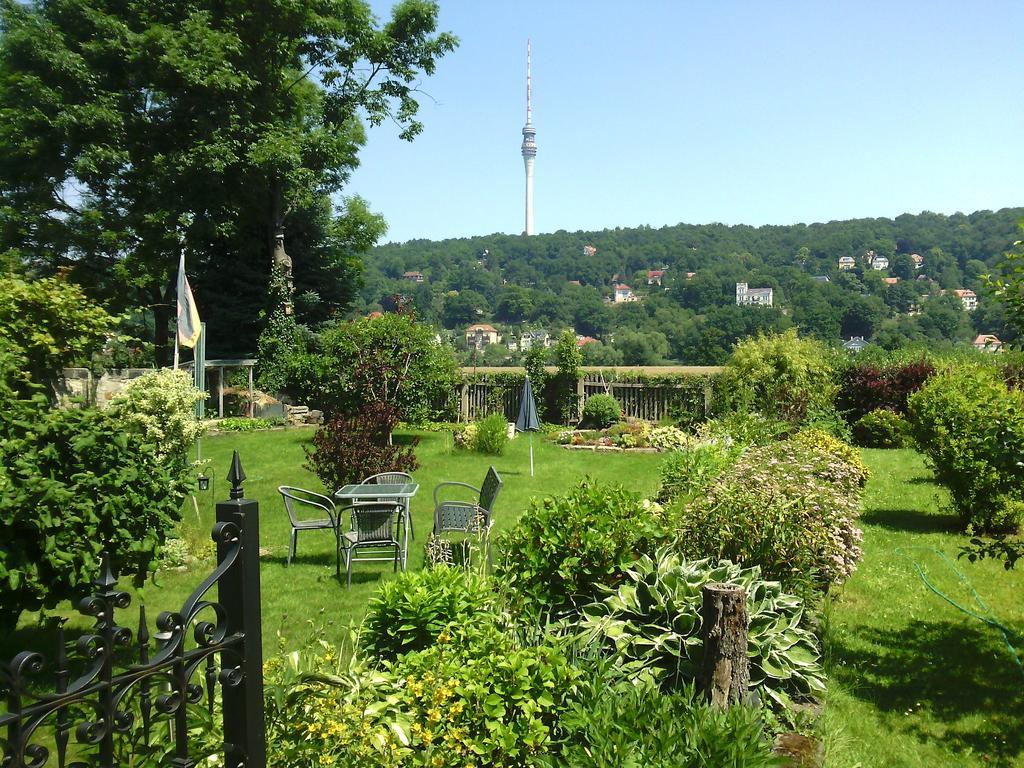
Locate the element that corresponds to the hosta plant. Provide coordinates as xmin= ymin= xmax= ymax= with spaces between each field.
xmin=578 ymin=550 xmax=825 ymax=711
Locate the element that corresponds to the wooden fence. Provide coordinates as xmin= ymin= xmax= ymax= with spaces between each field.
xmin=458 ymin=367 xmax=722 ymax=424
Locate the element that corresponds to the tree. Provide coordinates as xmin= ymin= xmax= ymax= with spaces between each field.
xmin=0 ymin=276 xmax=113 ymax=395
xmin=890 ymin=253 xmax=916 ymax=281
xmin=494 ymin=286 xmax=534 ymax=323
xmin=613 ymin=329 xmax=670 ymax=366
xmin=442 ymin=289 xmax=488 ymax=329
xmin=317 ymin=313 xmax=458 ymax=428
xmin=0 ymin=0 xmax=456 ymax=363
xmin=984 ymin=223 xmax=1024 ymax=344
xmin=553 ymin=330 xmax=582 ymax=424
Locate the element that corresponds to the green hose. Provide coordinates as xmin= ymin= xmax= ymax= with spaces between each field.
xmin=895 ymin=545 xmax=1024 ymax=679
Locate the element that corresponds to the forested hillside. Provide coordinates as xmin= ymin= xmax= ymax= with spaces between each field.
xmin=357 ymin=208 xmax=1024 ymax=365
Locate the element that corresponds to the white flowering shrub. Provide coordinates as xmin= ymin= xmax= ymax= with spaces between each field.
xmin=112 ymin=369 xmax=206 ymax=462
xmin=675 ymin=439 xmax=864 ymax=589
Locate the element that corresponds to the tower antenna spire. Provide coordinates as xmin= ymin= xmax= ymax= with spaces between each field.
xmin=520 ymin=39 xmax=537 ymax=236
xmin=526 ymin=39 xmax=532 ymax=125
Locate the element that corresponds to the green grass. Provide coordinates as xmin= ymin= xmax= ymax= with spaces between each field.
xmin=823 ymin=449 xmax=1024 ymax=767
xmin=10 ymin=427 xmax=665 ymax=653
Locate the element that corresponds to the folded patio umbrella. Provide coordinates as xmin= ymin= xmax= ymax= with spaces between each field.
xmin=515 ymin=376 xmax=540 ymax=476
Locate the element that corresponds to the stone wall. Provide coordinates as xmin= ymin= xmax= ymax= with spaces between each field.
xmin=58 ymin=368 xmax=156 ymax=407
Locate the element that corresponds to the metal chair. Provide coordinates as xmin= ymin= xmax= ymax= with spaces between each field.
xmin=432 ymin=466 xmax=503 ymax=535
xmin=361 ymin=471 xmax=415 ymax=540
xmin=337 ymin=501 xmax=405 ymax=588
xmin=278 ymin=486 xmax=337 ymax=567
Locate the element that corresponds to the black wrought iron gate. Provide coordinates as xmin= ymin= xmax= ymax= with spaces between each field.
xmin=1 ymin=451 xmax=266 ymax=768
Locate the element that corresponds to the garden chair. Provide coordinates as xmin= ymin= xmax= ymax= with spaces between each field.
xmin=432 ymin=465 xmax=503 ymax=535
xmin=361 ymin=471 xmax=416 ymax=540
xmin=278 ymin=486 xmax=337 ymax=567
xmin=337 ymin=501 xmax=405 ymax=588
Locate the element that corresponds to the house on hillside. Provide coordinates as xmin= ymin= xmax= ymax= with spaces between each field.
xmin=871 ymin=255 xmax=889 ymax=271
xmin=576 ymin=335 xmax=599 ymax=348
xmin=953 ymin=289 xmax=977 ymax=311
xmin=613 ymin=284 xmax=639 ymax=303
xmin=838 ymin=256 xmax=856 ymax=271
xmin=882 ymin=277 xmax=900 ymax=285
xmin=465 ymin=323 xmax=499 ymax=350
xmin=843 ymin=336 xmax=869 ymax=353
xmin=736 ymin=282 xmax=773 ymax=307
xmin=402 ymin=270 xmax=425 ymax=283
xmin=973 ymin=334 xmax=1004 ymax=352
xmin=911 ymin=253 xmax=924 ymax=269
xmin=812 ymin=275 xmax=831 ymax=283
xmin=583 ymin=245 xmax=597 ymax=256
xmin=520 ymin=329 xmax=551 ymax=351
xmin=647 ymin=269 xmax=666 ymax=286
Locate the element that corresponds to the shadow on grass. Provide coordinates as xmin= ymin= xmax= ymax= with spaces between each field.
xmin=862 ymin=507 xmax=961 ymax=534
xmin=830 ymin=618 xmax=1024 ymax=763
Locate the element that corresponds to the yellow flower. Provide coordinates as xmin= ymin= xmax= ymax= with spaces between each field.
xmin=427 ymin=708 xmax=441 ymax=723
xmin=422 ymin=729 xmax=434 ymax=745
xmin=450 ymin=701 xmax=464 ymax=717
xmin=432 ymin=758 xmax=445 ymax=767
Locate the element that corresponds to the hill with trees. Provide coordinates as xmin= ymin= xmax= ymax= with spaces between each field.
xmin=357 ymin=208 xmax=1024 ymax=365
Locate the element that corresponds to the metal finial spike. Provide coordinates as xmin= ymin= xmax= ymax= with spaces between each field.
xmin=95 ymin=551 xmax=118 ymax=590
xmin=227 ymin=450 xmax=246 ymax=499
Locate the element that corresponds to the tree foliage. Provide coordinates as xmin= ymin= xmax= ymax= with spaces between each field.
xmin=0 ymin=0 xmax=456 ymax=361
xmin=0 ymin=275 xmax=113 ymax=394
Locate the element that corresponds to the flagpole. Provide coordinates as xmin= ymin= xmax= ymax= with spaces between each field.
xmin=173 ymin=331 xmax=179 ymax=370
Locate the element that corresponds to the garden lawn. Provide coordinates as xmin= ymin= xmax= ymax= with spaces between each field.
xmin=824 ymin=449 xmax=1024 ymax=768
xmin=9 ymin=427 xmax=665 ymax=654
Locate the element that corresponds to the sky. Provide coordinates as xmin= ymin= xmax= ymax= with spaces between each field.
xmin=346 ymin=1 xmax=1024 ymax=245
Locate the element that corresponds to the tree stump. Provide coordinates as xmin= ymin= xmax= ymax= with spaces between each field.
xmin=700 ymin=582 xmax=750 ymax=708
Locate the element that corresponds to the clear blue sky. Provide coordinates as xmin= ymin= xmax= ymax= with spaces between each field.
xmin=346 ymin=1 xmax=1024 ymax=244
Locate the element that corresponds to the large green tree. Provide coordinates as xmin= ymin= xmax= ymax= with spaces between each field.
xmin=0 ymin=0 xmax=456 ymax=362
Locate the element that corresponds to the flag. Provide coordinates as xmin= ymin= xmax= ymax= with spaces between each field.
xmin=176 ymin=252 xmax=201 ymax=349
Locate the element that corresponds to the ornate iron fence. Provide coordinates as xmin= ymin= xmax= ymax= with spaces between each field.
xmin=0 ymin=451 xmax=266 ymax=768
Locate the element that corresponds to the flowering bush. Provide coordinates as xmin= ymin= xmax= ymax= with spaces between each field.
xmin=674 ymin=440 xmax=864 ymax=589
xmin=472 ymin=412 xmax=508 ymax=455
xmin=792 ymin=428 xmax=869 ymax=487
xmin=112 ymin=368 xmax=206 ymax=462
xmin=265 ymin=621 xmax=579 ymax=768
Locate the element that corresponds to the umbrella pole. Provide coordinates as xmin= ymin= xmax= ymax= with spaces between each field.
xmin=530 ymin=433 xmax=534 ymax=477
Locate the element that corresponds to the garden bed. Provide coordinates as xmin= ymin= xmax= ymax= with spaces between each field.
xmin=555 ymin=421 xmax=689 ymax=452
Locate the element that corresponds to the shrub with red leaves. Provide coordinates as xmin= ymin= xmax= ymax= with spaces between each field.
xmin=303 ymin=402 xmax=419 ymax=493
xmin=836 ymin=360 xmax=935 ymax=421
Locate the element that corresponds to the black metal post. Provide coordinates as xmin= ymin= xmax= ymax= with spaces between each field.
xmin=216 ymin=451 xmax=266 ymax=768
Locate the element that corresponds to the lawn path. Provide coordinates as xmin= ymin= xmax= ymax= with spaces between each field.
xmin=825 ymin=449 xmax=1024 ymax=768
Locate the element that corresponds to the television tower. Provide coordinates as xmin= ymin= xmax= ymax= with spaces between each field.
xmin=521 ymin=40 xmax=537 ymax=236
